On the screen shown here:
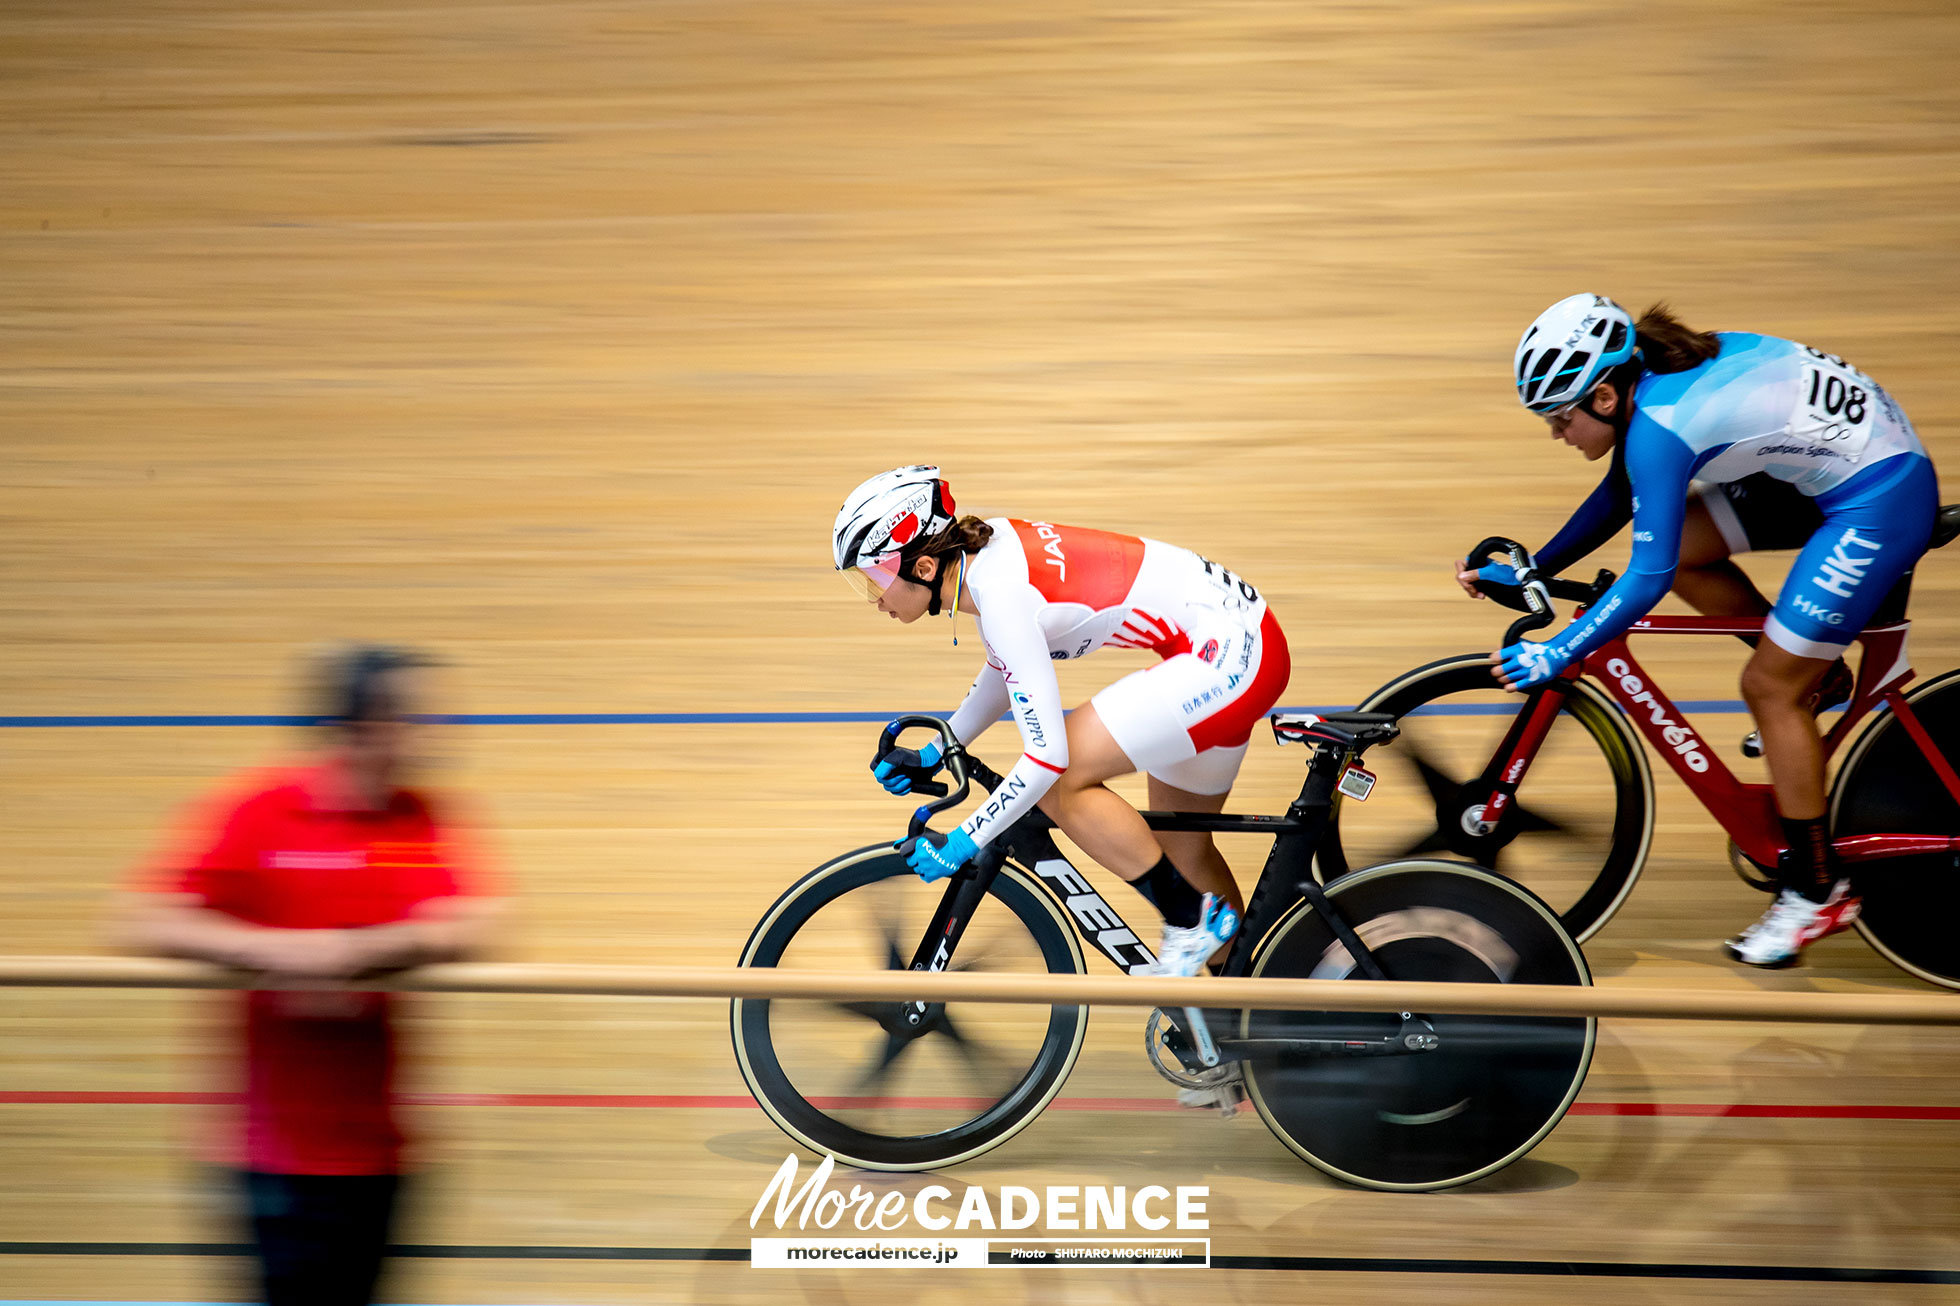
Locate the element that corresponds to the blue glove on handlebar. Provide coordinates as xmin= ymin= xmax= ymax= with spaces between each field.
xmin=1496 ymin=638 xmax=1570 ymax=690
xmin=902 ymin=826 xmax=978 ymax=882
xmin=873 ymin=740 xmax=944 ymax=795
xmin=1477 ymin=561 xmax=1522 ymax=587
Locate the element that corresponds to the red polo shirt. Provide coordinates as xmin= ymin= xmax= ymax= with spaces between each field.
xmin=141 ymin=763 xmax=489 ymax=1175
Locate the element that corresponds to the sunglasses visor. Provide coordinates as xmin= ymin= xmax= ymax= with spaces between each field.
xmin=842 ymin=554 xmax=907 ymax=602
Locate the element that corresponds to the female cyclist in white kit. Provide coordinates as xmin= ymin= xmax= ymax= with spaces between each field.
xmin=832 ymin=466 xmax=1292 ymax=980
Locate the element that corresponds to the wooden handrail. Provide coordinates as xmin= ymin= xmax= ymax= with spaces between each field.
xmin=0 ymin=955 xmax=1954 ymax=1025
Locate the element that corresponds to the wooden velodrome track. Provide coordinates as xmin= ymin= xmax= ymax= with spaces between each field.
xmin=6 ymin=0 xmax=1960 ymax=1301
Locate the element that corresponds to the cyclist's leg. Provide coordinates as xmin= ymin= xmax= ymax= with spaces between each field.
xmin=1033 ymin=702 xmax=1162 ymax=883
xmin=1740 ymin=642 xmax=1834 ymax=820
xmin=1754 ymin=456 xmax=1939 ymax=809
xmin=1146 ymin=764 xmax=1246 ymax=979
xmin=1108 ymin=608 xmax=1288 ymax=918
xmin=1731 ymin=456 xmax=1937 ymax=964
xmin=1731 ymin=641 xmax=1868 ymax=965
xmin=1034 ymin=701 xmax=1233 ymax=977
xmin=1146 ymin=775 xmax=1238 ymax=913
xmin=1694 ymin=476 xmax=1852 ymax=716
xmin=1675 ymin=485 xmax=1775 ymax=620
xmin=1049 ymin=610 xmax=1286 ymax=959
xmin=1039 ymin=648 xmax=1242 ymax=886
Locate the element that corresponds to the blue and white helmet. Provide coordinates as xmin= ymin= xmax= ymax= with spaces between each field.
xmin=1514 ymin=294 xmax=1638 ymax=414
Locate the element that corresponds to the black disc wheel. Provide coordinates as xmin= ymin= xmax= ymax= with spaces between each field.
xmin=1320 ymin=653 xmax=1655 ymax=942
xmin=731 ymin=845 xmax=1087 ymax=1170
xmin=1240 ymin=860 xmax=1594 ymax=1191
xmin=1832 ymin=670 xmax=1960 ymax=988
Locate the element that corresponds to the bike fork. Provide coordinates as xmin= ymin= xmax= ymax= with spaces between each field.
xmin=1471 ymin=675 xmax=1575 ymax=834
xmin=900 ymin=852 xmax=1003 ymax=1029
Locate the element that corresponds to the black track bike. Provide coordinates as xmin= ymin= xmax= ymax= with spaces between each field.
xmin=732 ymin=711 xmax=1594 ymax=1191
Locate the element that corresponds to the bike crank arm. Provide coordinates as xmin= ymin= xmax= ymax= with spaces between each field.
xmin=1151 ymin=1004 xmax=1224 ymax=1074
xmin=1181 ymin=1005 xmax=1221 ymax=1068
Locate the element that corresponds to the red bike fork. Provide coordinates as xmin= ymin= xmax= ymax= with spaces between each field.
xmin=1472 ymin=673 xmax=1575 ymax=833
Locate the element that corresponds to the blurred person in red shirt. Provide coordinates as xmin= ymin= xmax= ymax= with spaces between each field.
xmin=119 ymin=645 xmax=502 ymax=1306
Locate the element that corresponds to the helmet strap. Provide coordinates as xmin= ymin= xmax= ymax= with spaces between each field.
xmin=924 ymin=551 xmax=952 ymax=618
xmin=1576 ymin=389 xmax=1614 ymax=425
xmin=1589 ymin=359 xmax=1644 ymax=434
xmin=895 ymin=548 xmax=954 ymax=617
xmin=949 ymin=552 xmax=967 ymax=646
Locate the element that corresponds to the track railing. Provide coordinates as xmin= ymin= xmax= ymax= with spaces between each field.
xmin=1 ymin=955 xmax=1956 ymax=1025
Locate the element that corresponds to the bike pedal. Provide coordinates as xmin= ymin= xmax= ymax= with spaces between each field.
xmin=1175 ymin=1080 xmax=1246 ymax=1117
xmin=1144 ymin=1009 xmax=1232 ymax=1088
xmin=1740 ymin=730 xmax=1764 ymax=760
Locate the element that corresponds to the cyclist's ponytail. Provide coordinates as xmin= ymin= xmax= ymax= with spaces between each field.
xmin=1634 ymin=303 xmax=1722 ymax=374
xmin=909 ymin=516 xmax=994 ymax=622
xmin=918 ymin=515 xmax=995 ymax=559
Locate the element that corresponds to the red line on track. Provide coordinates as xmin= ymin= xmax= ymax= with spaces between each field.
xmin=1564 ymin=1102 xmax=1960 ymax=1121
xmin=5 ymin=1090 xmax=1959 ymax=1120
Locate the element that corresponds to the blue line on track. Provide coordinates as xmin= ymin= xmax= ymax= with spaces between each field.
xmin=0 ymin=702 xmax=1756 ymax=728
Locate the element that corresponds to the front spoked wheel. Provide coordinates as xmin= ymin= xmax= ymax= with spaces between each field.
xmin=731 ymin=845 xmax=1088 ymax=1170
xmin=1240 ymin=860 xmax=1594 ymax=1191
xmin=1833 ymin=669 xmax=1960 ymax=988
xmin=1321 ymin=653 xmax=1655 ymax=942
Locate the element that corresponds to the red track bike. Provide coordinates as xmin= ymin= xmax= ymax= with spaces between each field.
xmin=1319 ymin=520 xmax=1960 ymax=987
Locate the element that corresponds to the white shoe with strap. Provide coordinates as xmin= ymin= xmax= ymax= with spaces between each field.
xmin=1723 ymin=880 xmax=1860 ymax=968
xmin=1154 ymin=894 xmax=1239 ymax=979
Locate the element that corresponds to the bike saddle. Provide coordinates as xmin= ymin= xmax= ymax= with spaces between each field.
xmin=1931 ymin=504 xmax=1960 ymax=551
xmin=1270 ymin=711 xmax=1399 ymax=750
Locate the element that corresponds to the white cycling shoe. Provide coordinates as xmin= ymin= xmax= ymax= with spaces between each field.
xmin=1154 ymin=894 xmax=1240 ymax=979
xmin=1724 ymin=880 xmax=1861 ymax=968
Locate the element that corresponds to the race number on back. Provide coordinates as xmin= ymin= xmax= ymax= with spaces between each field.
xmin=1791 ymin=344 xmax=1876 ymax=451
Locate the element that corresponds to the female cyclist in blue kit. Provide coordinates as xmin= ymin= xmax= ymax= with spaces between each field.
xmin=1458 ymin=294 xmax=1940 ymax=967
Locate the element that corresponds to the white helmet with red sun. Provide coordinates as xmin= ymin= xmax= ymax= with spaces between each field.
xmin=832 ymin=466 xmax=959 ymax=601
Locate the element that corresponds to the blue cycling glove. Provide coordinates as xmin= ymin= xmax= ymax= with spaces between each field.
xmin=873 ymin=740 xmax=944 ymax=795
xmin=1495 ymin=638 xmax=1569 ymax=690
xmin=902 ymin=826 xmax=977 ymax=882
xmin=1476 ymin=561 xmax=1522 ymax=588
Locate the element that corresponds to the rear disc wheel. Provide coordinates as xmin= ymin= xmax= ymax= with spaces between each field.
xmin=1832 ymin=670 xmax=1960 ymax=988
xmin=1241 ymin=860 xmax=1594 ymax=1191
